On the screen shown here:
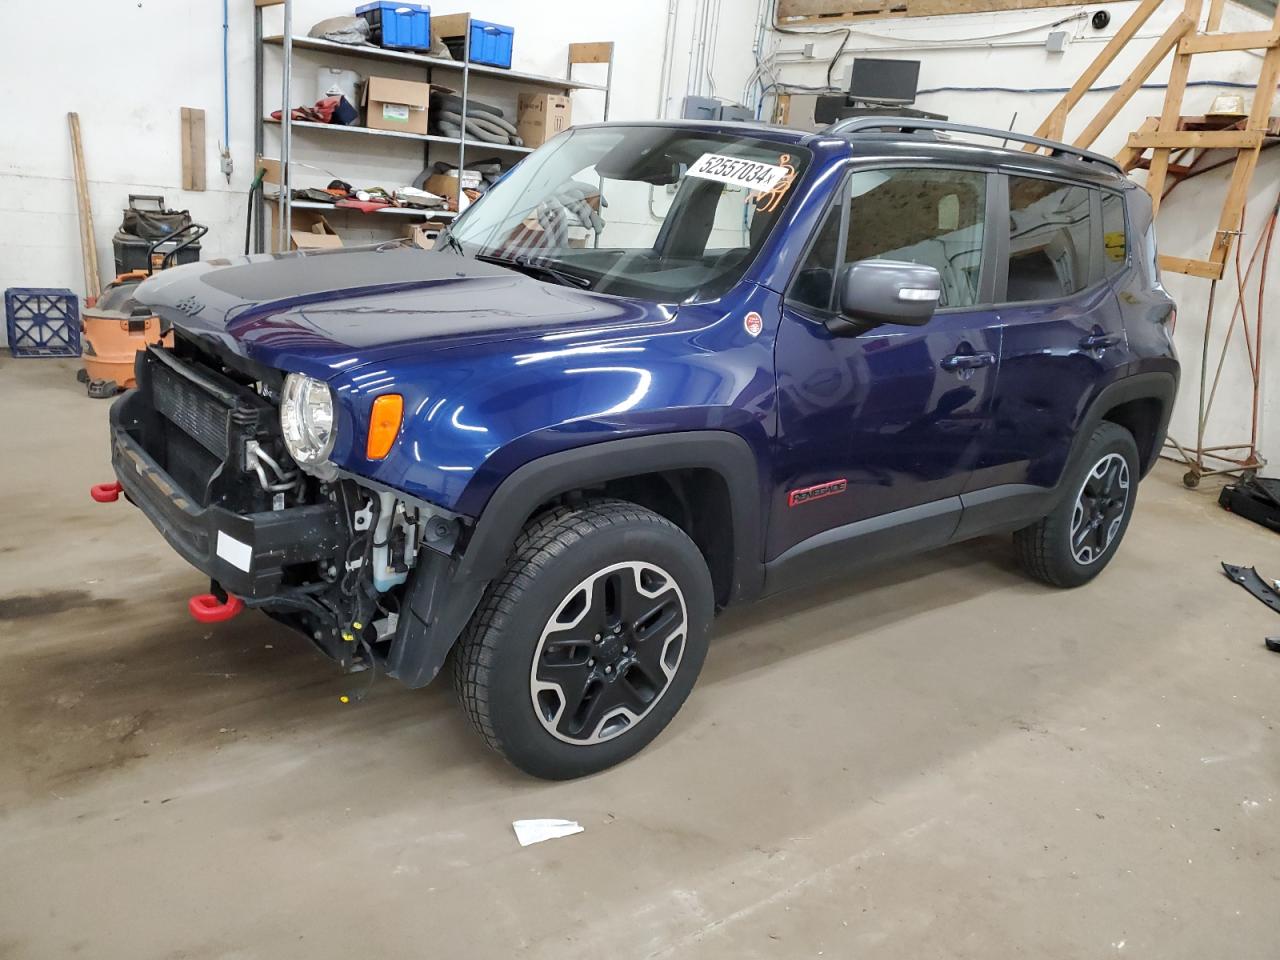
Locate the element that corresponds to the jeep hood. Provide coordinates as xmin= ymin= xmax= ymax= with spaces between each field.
xmin=135 ymin=244 xmax=676 ymax=380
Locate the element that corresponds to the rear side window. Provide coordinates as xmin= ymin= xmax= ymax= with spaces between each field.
xmin=1100 ymin=191 xmax=1128 ymax=277
xmin=1005 ymin=176 xmax=1093 ymax=302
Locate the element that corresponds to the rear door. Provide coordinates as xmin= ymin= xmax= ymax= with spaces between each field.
xmin=966 ymin=174 xmax=1136 ymax=510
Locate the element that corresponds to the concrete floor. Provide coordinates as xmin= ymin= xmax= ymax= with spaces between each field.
xmin=1 ymin=355 xmax=1277 ymax=959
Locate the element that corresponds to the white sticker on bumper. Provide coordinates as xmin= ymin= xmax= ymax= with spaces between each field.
xmin=216 ymin=531 xmax=252 ymax=572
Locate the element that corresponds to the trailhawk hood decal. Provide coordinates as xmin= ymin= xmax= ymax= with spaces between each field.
xmin=135 ymin=245 xmax=672 ymax=379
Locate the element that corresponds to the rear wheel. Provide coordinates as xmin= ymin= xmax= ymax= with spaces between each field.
xmin=451 ymin=499 xmax=714 ymax=779
xmin=1014 ymin=421 xmax=1139 ymax=588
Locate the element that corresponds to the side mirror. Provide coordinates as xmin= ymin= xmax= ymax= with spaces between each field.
xmin=828 ymin=259 xmax=943 ymax=336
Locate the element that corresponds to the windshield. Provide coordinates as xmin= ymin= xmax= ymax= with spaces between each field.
xmin=444 ymin=125 xmax=810 ymax=302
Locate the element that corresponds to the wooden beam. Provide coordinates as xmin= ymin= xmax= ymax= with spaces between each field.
xmin=1205 ymin=38 xmax=1280 ymax=264
xmin=1206 ymin=0 xmax=1227 ymax=32
xmin=1180 ymin=29 xmax=1280 ymax=54
xmin=1158 ymin=254 xmax=1225 ymax=279
xmin=1128 ymin=129 xmax=1263 ymax=149
xmin=67 ymin=112 xmax=101 ymax=300
xmin=1115 ymin=116 xmax=1158 ymax=169
xmin=1146 ymin=0 xmax=1204 ymax=217
xmin=180 ymin=107 xmax=206 ymax=192
xmin=776 ymin=0 xmax=1125 ymax=25
xmin=1071 ymin=13 xmax=1194 ymax=152
xmin=1027 ymin=0 xmax=1163 ymax=149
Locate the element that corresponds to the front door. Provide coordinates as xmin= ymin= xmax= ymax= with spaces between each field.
xmin=770 ymin=165 xmax=1001 ymax=574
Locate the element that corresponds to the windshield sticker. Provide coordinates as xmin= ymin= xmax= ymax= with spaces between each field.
xmin=753 ymin=154 xmax=797 ymax=213
xmin=687 ymin=153 xmax=790 ymax=192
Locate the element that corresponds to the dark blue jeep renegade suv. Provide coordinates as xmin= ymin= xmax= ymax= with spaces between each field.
xmin=104 ymin=118 xmax=1178 ymax=778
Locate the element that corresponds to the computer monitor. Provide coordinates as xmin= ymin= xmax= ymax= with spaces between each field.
xmin=848 ymin=58 xmax=920 ymax=105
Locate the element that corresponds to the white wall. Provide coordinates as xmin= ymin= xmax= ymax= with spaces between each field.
xmin=2 ymin=0 xmax=1276 ymax=478
xmin=0 ymin=0 xmax=718 ymax=302
xmin=767 ymin=0 xmax=1280 ymax=474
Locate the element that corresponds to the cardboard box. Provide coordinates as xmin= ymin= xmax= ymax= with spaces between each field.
xmin=517 ymin=93 xmax=571 ymax=148
xmin=404 ymin=223 xmax=440 ymax=249
xmin=363 ymin=76 xmax=430 ymax=134
xmin=425 ymin=171 xmax=482 ymax=202
xmin=290 ymin=217 xmax=343 ymax=250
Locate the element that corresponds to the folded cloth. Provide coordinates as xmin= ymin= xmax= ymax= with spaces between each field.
xmin=307 ymin=16 xmax=372 ymax=45
xmin=335 ymin=198 xmax=391 ymax=213
xmin=271 ymin=97 xmax=342 ymax=124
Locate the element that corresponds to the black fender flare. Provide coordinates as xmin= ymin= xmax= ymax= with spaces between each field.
xmin=386 ymin=430 xmax=765 ymax=689
xmin=458 ymin=430 xmax=765 ymax=596
xmin=1061 ymin=369 xmax=1178 ymax=495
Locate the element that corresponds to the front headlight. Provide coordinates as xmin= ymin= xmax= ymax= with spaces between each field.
xmin=280 ymin=373 xmax=336 ymax=468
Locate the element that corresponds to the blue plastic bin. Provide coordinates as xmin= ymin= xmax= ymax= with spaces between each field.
xmin=356 ymin=2 xmax=431 ymax=51
xmin=468 ymin=19 xmax=513 ymax=68
xmin=5 ymin=288 xmax=80 ymax=358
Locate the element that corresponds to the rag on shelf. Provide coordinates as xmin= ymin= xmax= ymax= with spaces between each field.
xmin=429 ymin=91 xmax=523 ymax=146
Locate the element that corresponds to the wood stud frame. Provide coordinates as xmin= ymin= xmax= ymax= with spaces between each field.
xmin=1027 ymin=0 xmax=1280 ymax=280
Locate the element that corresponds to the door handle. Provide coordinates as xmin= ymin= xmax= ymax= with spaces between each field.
xmin=1079 ymin=332 xmax=1121 ymax=350
xmin=940 ymin=351 xmax=996 ymax=371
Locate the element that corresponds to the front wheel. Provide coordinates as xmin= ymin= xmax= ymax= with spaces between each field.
xmin=1014 ymin=421 xmax=1139 ymax=588
xmin=450 ymin=499 xmax=714 ymax=779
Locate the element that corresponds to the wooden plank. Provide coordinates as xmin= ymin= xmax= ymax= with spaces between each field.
xmin=1145 ymin=0 xmax=1204 ymax=217
xmin=1205 ymin=37 xmax=1280 ymax=263
xmin=430 ymin=12 xmax=470 ymax=45
xmin=1128 ymin=129 xmax=1263 ymax=149
xmin=1071 ymin=13 xmax=1194 ymax=151
xmin=1180 ymin=29 xmax=1280 ymax=54
xmin=776 ymin=0 xmax=1123 ymax=23
xmin=1206 ymin=0 xmax=1227 ymax=32
xmin=1026 ymin=0 xmax=1163 ymax=149
xmin=67 ymin=112 xmax=100 ymax=300
xmin=254 ymin=0 xmax=284 ymax=6
xmin=567 ymin=42 xmax=614 ymax=64
xmin=180 ymin=107 xmax=206 ymax=192
xmin=778 ymin=0 xmax=889 ymax=19
xmin=1115 ymin=116 xmax=1159 ymax=169
xmin=1158 ymin=254 xmax=1225 ymax=279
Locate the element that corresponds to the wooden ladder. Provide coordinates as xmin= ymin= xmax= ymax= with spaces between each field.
xmin=1026 ymin=0 xmax=1280 ymax=280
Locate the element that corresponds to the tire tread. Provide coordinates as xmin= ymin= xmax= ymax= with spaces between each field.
xmin=1013 ymin=421 xmax=1136 ymax=588
xmin=450 ymin=499 xmax=682 ymax=762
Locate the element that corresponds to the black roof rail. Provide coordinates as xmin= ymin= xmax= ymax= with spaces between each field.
xmin=824 ymin=116 xmax=1124 ymax=174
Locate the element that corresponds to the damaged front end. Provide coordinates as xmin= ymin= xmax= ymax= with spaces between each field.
xmin=106 ymin=333 xmax=483 ymax=687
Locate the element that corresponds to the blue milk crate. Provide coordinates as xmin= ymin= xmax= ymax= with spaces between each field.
xmin=5 ymin=288 xmax=80 ymax=357
xmin=356 ymin=2 xmax=431 ymax=51
xmin=468 ymin=19 xmax=513 ymax=68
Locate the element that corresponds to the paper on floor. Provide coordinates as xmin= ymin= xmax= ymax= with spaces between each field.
xmin=512 ymin=819 xmax=584 ymax=847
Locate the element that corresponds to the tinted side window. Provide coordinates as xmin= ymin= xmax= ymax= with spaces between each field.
xmin=1005 ymin=176 xmax=1093 ymax=302
xmin=790 ymin=206 xmax=842 ymax=311
xmin=1100 ymin=191 xmax=1128 ymax=277
xmin=845 ymin=168 xmax=986 ymax=308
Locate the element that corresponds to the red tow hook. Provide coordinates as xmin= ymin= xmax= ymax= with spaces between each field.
xmin=189 ymin=593 xmax=245 ymax=623
xmin=90 ymin=481 xmax=123 ymax=503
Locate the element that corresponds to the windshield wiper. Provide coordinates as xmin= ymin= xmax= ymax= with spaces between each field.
xmin=438 ymin=230 xmax=465 ymax=256
xmin=477 ymin=252 xmax=593 ymax=290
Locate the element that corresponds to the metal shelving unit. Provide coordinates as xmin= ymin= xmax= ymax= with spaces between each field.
xmin=252 ymin=1 xmax=614 ymax=253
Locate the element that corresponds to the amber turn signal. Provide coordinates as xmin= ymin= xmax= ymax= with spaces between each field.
xmin=366 ymin=394 xmax=404 ymax=460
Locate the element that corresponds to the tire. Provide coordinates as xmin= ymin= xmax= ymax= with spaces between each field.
xmin=450 ymin=499 xmax=714 ymax=779
xmin=1014 ymin=421 xmax=1140 ymax=588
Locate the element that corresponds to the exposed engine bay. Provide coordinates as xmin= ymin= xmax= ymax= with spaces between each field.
xmin=112 ymin=332 xmax=468 ymax=681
